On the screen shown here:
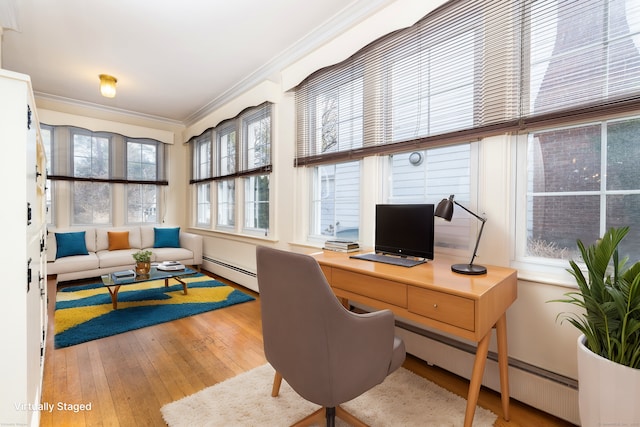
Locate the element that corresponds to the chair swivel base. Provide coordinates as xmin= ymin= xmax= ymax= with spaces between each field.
xmin=291 ymin=405 xmax=368 ymax=427
xmin=272 ymin=372 xmax=368 ymax=427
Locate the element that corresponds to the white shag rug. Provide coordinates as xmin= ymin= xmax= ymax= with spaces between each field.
xmin=161 ymin=364 xmax=497 ymax=426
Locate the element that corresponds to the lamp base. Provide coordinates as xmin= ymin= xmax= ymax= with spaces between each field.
xmin=451 ymin=263 xmax=487 ymax=275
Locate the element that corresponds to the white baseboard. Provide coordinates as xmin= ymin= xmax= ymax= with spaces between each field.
xmin=396 ymin=327 xmax=580 ymax=425
xmin=203 ymin=256 xmax=258 ymax=292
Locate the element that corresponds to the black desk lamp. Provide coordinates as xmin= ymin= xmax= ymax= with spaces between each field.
xmin=435 ymin=194 xmax=487 ymax=275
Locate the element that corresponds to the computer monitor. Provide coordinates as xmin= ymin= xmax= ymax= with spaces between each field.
xmin=375 ymin=204 xmax=435 ymax=260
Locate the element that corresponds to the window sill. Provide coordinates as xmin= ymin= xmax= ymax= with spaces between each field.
xmin=511 ymin=258 xmax=577 ymax=288
xmin=186 ymin=226 xmax=278 ymax=243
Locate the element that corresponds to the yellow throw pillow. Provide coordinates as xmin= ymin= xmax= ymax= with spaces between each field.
xmin=108 ymin=231 xmax=130 ymax=251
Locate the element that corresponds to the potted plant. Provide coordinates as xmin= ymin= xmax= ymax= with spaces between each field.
xmin=132 ymin=250 xmax=153 ymax=275
xmin=552 ymin=226 xmax=640 ymax=426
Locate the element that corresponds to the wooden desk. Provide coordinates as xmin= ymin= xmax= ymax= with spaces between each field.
xmin=312 ymin=250 xmax=517 ymax=427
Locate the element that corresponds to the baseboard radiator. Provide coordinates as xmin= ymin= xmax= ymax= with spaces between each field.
xmin=202 ymin=256 xmax=258 ymax=292
xmin=396 ymin=322 xmax=580 ymax=425
xmin=202 ymin=256 xmax=580 ymax=424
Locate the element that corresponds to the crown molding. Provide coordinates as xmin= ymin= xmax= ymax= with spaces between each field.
xmin=183 ymin=0 xmax=395 ymax=126
xmin=33 ymin=92 xmax=185 ymax=128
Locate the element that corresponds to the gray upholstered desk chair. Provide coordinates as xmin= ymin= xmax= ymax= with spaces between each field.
xmin=256 ymin=246 xmax=406 ymax=427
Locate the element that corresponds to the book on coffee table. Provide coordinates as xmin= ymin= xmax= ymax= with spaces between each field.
xmin=157 ymin=261 xmax=185 ymax=271
xmin=111 ymin=269 xmax=136 ymax=281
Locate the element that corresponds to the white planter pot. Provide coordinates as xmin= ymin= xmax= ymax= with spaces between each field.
xmin=577 ymin=334 xmax=640 ymax=427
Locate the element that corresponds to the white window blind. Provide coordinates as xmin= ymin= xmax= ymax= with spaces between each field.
xmin=295 ymin=0 xmax=640 ymax=166
xmin=189 ymin=102 xmax=272 ymax=183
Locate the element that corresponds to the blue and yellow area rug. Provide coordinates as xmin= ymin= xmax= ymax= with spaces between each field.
xmin=54 ymin=274 xmax=255 ymax=349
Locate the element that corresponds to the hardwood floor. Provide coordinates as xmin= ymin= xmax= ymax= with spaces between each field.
xmin=41 ymin=271 xmax=576 ymax=426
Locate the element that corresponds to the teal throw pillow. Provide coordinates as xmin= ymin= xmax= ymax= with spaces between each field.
xmin=154 ymin=227 xmax=180 ymax=248
xmin=55 ymin=231 xmax=89 ymax=259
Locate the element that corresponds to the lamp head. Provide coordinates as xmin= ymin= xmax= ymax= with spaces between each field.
xmin=435 ymin=194 xmax=455 ymax=221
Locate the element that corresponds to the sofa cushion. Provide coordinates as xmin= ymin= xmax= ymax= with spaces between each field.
xmin=96 ymin=227 xmax=141 ymax=251
xmin=140 ymin=226 xmax=155 ymax=249
xmin=108 ymin=231 xmax=130 ymax=251
xmin=48 ymin=253 xmax=99 ymax=274
xmin=149 ymin=247 xmax=194 ymax=262
xmin=96 ymin=249 xmax=138 ymax=269
xmin=55 ymin=231 xmax=89 ymax=259
xmin=48 ymin=228 xmax=96 ymax=262
xmin=154 ymin=227 xmax=180 ymax=248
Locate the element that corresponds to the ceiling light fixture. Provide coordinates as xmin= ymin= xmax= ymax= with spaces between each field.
xmin=98 ymin=74 xmax=117 ymax=98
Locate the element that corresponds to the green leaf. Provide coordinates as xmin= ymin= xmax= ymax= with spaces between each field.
xmin=549 ymin=227 xmax=640 ymax=369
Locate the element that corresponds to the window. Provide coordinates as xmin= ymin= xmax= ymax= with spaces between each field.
xmin=127 ymin=140 xmax=159 ymax=223
xmin=519 ymin=116 xmax=640 ymax=263
xmin=243 ymin=108 xmax=271 ymax=171
xmin=241 ymin=107 xmax=271 ymax=235
xmin=196 ymin=183 xmax=211 ymax=227
xmin=295 ymin=1 xmax=521 ymax=168
xmin=388 ymin=31 xmax=475 ymax=142
xmin=192 ymin=132 xmax=213 ymax=226
xmin=189 ymin=103 xmax=272 ymax=235
xmin=72 ymin=129 xmax=111 ymax=224
xmin=217 ymin=179 xmax=235 ymax=228
xmin=528 ymin=0 xmax=640 ymax=117
xmin=45 ymin=125 xmax=167 ymax=227
xmin=217 ymin=124 xmax=236 ymax=176
xmin=313 ymin=74 xmax=363 ymax=155
xmin=310 ymin=162 xmax=360 ymax=240
xmin=244 ymin=175 xmax=269 ymax=233
xmin=40 ymin=125 xmax=53 ymax=225
xmin=295 ymin=2 xmax=514 ymax=247
xmin=516 ymin=0 xmax=640 ymax=271
xmin=388 ymin=144 xmax=473 ymax=251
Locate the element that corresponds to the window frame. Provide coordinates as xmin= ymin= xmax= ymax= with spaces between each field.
xmin=308 ymin=160 xmax=361 ymax=243
xmin=70 ymin=128 xmax=112 ymax=225
xmin=243 ymin=174 xmax=270 ymax=236
xmin=514 ymin=113 xmax=640 ymax=284
xmin=385 ymin=142 xmax=478 ymax=257
xmin=125 ymin=139 xmax=161 ymax=224
xmin=189 ymin=103 xmax=273 ymax=238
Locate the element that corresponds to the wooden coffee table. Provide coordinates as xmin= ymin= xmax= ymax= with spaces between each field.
xmin=101 ymin=267 xmax=197 ymax=309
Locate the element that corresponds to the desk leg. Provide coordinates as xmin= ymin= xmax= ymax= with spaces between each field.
xmin=464 ymin=331 xmax=491 ymax=427
xmin=496 ymin=314 xmax=510 ymax=421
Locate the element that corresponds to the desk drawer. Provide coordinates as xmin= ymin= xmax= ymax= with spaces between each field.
xmin=408 ymin=287 xmax=475 ymax=331
xmin=331 ymin=268 xmax=407 ymax=308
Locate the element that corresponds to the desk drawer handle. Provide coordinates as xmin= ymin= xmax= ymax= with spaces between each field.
xmin=433 ymin=304 xmax=438 ymax=309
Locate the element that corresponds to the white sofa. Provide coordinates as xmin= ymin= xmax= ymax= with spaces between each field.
xmin=47 ymin=225 xmax=203 ymax=282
